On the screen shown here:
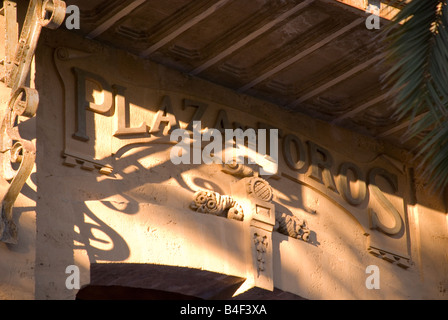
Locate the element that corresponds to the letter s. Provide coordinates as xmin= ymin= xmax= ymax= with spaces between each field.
xmin=368 ymin=167 xmax=403 ymax=235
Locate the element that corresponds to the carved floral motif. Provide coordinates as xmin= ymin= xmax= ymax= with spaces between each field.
xmin=275 ymin=212 xmax=310 ymax=242
xmin=253 ymin=233 xmax=268 ymax=273
xmin=190 ymin=190 xmax=244 ymax=221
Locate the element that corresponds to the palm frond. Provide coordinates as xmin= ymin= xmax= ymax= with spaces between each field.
xmin=383 ymin=0 xmax=448 ymax=192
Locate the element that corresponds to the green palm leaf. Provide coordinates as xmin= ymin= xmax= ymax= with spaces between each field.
xmin=383 ymin=0 xmax=448 ymax=192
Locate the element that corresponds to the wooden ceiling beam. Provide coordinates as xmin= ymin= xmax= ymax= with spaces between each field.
xmin=139 ymin=0 xmax=230 ymax=58
xmin=376 ymin=112 xmax=428 ymax=138
xmin=333 ymin=93 xmax=389 ymax=123
xmin=287 ymin=52 xmax=384 ymax=108
xmin=238 ymin=17 xmax=364 ymax=93
xmin=189 ymin=0 xmax=315 ymax=76
xmin=87 ymin=0 xmax=147 ymax=39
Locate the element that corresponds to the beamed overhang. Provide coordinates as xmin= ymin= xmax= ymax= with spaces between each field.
xmin=0 ymin=0 xmax=416 ymax=243
xmin=0 ymin=0 xmax=409 ymax=151
xmin=62 ymin=0 xmax=411 ymax=147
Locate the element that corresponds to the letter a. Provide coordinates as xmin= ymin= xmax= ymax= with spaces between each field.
xmin=150 ymin=96 xmax=179 ymax=134
xmin=65 ymin=5 xmax=80 ymax=30
xmin=170 ymin=128 xmax=191 ymax=165
xmin=365 ymin=14 xmax=380 ymax=30
xmin=365 ymin=265 xmax=380 ymax=289
xmin=65 ymin=265 xmax=80 ymax=290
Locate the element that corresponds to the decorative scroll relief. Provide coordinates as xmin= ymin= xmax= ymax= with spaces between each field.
xmin=222 ymin=166 xmax=311 ymax=243
xmin=54 ymin=43 xmax=412 ymax=267
xmin=0 ymin=0 xmax=66 ymax=243
xmin=275 ymin=213 xmax=310 ymax=242
xmin=190 ymin=190 xmax=244 ymax=221
xmin=189 ymin=174 xmax=314 ymax=291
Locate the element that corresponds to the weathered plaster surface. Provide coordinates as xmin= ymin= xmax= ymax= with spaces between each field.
xmin=0 ymin=27 xmax=446 ymax=300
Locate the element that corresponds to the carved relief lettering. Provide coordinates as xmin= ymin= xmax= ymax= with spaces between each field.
xmin=201 ymin=128 xmax=223 ymax=165
xmin=55 ymin=62 xmax=411 ymax=264
xmin=308 ymin=141 xmax=338 ymax=193
xmin=368 ymin=167 xmax=403 ymax=235
xmin=283 ymin=133 xmax=307 ymax=172
xmin=182 ymin=99 xmax=208 ymax=131
xmin=72 ymin=67 xmax=113 ymax=141
xmin=214 ymin=109 xmax=231 ymax=133
xmin=337 ymin=162 xmax=367 ymax=206
xmin=113 ymin=85 xmax=148 ymax=136
xmin=257 ymin=122 xmax=282 ymax=156
xmin=149 ymin=95 xmax=179 ymax=134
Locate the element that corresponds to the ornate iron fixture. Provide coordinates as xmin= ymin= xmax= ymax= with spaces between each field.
xmin=0 ymin=0 xmax=66 ymax=243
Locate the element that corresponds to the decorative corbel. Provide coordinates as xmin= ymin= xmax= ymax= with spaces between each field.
xmin=275 ymin=212 xmax=310 ymax=242
xmin=190 ymin=190 xmax=244 ymax=221
xmin=0 ymin=0 xmax=66 ymax=243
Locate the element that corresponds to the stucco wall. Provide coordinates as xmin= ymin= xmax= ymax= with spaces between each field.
xmin=1 ymin=27 xmax=445 ymax=300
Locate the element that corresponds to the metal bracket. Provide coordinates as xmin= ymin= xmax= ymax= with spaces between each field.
xmin=0 ymin=0 xmax=66 ymax=244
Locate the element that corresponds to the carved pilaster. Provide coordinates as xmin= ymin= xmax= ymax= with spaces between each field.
xmin=231 ymin=176 xmax=276 ymax=291
xmin=0 ymin=1 xmax=66 ymax=243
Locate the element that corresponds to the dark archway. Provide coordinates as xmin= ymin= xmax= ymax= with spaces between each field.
xmin=76 ymin=285 xmax=201 ymax=300
xmin=75 ymin=263 xmax=306 ymax=300
xmin=76 ymin=263 xmax=245 ymax=300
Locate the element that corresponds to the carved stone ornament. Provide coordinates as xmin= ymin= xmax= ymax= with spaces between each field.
xmin=0 ymin=0 xmax=66 ymax=243
xmin=246 ymin=177 xmax=273 ymax=202
xmin=221 ymin=161 xmax=255 ymax=178
xmin=253 ymin=233 xmax=268 ymax=274
xmin=275 ymin=212 xmax=310 ymax=242
xmin=368 ymin=246 xmax=412 ymax=269
xmin=190 ymin=190 xmax=244 ymax=221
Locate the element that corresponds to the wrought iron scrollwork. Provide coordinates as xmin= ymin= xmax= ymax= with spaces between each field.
xmin=0 ymin=0 xmax=66 ymax=243
xmin=0 ymin=87 xmax=38 ymax=243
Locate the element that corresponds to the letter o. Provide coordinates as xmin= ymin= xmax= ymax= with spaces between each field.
xmin=337 ymin=162 xmax=367 ymax=206
xmin=282 ymin=134 xmax=307 ymax=171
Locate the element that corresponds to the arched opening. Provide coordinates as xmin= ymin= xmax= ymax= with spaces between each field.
xmin=75 ymin=263 xmax=306 ymax=300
